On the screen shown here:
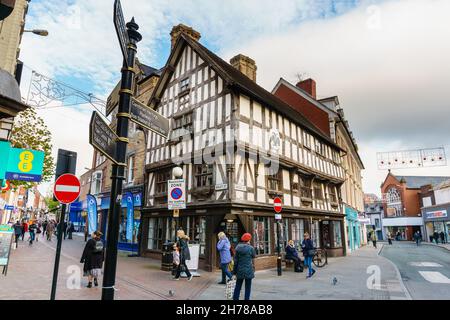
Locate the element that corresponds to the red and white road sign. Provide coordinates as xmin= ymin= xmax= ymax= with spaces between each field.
xmin=274 ymin=197 xmax=283 ymax=213
xmin=54 ymin=174 xmax=81 ymax=205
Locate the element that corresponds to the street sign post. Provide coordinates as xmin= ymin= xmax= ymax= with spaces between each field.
xmin=89 ymin=111 xmax=119 ymax=165
xmin=114 ymin=0 xmax=130 ymax=67
xmin=273 ymin=197 xmax=283 ymax=276
xmin=53 ymin=174 xmax=81 ymax=205
xmin=50 ymin=151 xmax=77 ymax=300
xmin=274 ymin=197 xmax=283 ymax=214
xmin=130 ymin=98 xmax=169 ymax=138
xmin=168 ymin=179 xmax=186 ymax=210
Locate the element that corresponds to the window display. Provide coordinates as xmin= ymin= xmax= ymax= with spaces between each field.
xmin=332 ymin=221 xmax=342 ymax=247
xmin=253 ymin=217 xmax=271 ymax=255
xmin=291 ymin=219 xmax=305 ymax=249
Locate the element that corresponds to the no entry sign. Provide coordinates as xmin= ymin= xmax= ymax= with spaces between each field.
xmin=54 ymin=174 xmax=81 ymax=205
xmin=274 ymin=197 xmax=283 ymax=214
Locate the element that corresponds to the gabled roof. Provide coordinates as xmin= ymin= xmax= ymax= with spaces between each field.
xmin=393 ymin=175 xmax=450 ymax=189
xmin=272 ymin=78 xmax=339 ymax=117
xmin=149 ymin=34 xmax=343 ymax=151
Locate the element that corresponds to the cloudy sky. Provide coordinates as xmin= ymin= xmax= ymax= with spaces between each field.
xmin=18 ymin=0 xmax=450 ymax=197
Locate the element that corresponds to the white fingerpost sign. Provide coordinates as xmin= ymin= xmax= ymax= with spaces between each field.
xmin=168 ymin=179 xmax=186 ymax=210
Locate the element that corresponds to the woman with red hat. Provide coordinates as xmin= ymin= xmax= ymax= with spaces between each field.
xmin=232 ymin=233 xmax=256 ymax=300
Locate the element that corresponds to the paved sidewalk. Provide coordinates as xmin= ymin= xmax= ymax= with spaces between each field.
xmin=422 ymin=242 xmax=450 ymax=251
xmin=0 ymin=233 xmax=215 ymax=300
xmin=198 ymin=244 xmax=410 ymax=300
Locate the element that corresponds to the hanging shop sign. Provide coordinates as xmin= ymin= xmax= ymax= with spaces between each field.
xmin=0 ymin=141 xmax=45 ymax=182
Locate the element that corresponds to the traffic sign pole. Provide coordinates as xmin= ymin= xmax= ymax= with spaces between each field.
xmin=274 ymin=197 xmax=283 ymax=277
xmin=102 ymin=14 xmax=142 ymax=301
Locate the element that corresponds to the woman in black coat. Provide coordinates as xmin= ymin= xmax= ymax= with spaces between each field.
xmin=301 ymin=232 xmax=316 ymax=278
xmin=80 ymin=231 xmax=104 ymax=288
xmin=173 ymin=229 xmax=193 ymax=281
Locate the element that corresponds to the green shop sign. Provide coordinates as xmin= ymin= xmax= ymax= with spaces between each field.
xmin=0 ymin=141 xmax=45 ymax=183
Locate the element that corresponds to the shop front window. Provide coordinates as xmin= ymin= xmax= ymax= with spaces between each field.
xmin=332 ymin=221 xmax=342 ymax=247
xmin=119 ymin=208 xmax=141 ymax=244
xmin=147 ymin=218 xmax=164 ymax=250
xmin=291 ymin=219 xmax=305 ymax=249
xmin=310 ymin=220 xmax=320 ymax=248
xmin=182 ymin=216 xmax=207 ymax=256
xmin=253 ymin=217 xmax=271 ymax=255
xmin=274 ymin=219 xmax=289 ymax=253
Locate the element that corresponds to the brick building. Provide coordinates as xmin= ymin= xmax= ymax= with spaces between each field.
xmin=380 ymin=171 xmax=449 ymax=240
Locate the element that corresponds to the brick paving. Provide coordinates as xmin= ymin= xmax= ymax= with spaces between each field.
xmin=198 ymin=244 xmax=410 ymax=300
xmin=1 ymin=234 xmax=411 ymax=300
xmin=0 ymin=233 xmax=216 ymax=300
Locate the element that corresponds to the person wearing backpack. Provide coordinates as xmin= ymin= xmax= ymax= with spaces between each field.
xmin=80 ymin=231 xmax=104 ymax=288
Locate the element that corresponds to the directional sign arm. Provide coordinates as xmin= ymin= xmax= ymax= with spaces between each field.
xmin=130 ymin=98 xmax=169 ymax=138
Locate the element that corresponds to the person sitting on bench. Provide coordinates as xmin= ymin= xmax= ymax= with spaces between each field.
xmin=285 ymin=240 xmax=303 ymax=273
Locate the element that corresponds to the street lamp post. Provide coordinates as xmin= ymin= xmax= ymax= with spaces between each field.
xmin=101 ymin=18 xmax=142 ymax=301
xmin=23 ymin=29 xmax=49 ymax=37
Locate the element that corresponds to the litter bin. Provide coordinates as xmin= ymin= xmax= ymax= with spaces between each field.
xmin=161 ymin=241 xmax=174 ymax=272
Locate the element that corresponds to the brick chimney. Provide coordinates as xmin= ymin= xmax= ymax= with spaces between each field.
xmin=170 ymin=24 xmax=201 ymax=49
xmin=296 ymin=78 xmax=316 ymax=99
xmin=230 ymin=54 xmax=257 ymax=82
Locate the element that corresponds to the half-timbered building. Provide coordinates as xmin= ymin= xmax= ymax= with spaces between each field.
xmin=141 ymin=25 xmax=346 ymax=271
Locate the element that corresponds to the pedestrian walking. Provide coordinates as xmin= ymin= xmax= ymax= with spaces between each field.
xmin=285 ymin=240 xmax=303 ymax=272
xmin=232 ymin=233 xmax=256 ymax=301
xmin=21 ymin=220 xmax=28 ymax=241
xmin=301 ymin=232 xmax=316 ymax=279
xmin=35 ymin=223 xmax=41 ymax=242
xmin=46 ymin=222 xmax=55 ymax=241
xmin=217 ymin=232 xmax=233 ymax=284
xmin=387 ymin=232 xmax=393 ymax=245
xmin=413 ymin=231 xmax=421 ymax=246
xmin=13 ymin=221 xmax=22 ymax=247
xmin=433 ymin=231 xmax=439 ymax=244
xmin=173 ymin=230 xmax=193 ymax=281
xmin=28 ymin=221 xmax=37 ymax=245
xmin=42 ymin=220 xmax=47 ymax=238
xmin=396 ymin=231 xmax=401 ymax=241
xmin=80 ymin=231 xmax=104 ymax=288
xmin=439 ymin=231 xmax=445 ymax=244
xmin=67 ymin=222 xmax=74 ymax=240
xmin=370 ymin=231 xmax=377 ymax=248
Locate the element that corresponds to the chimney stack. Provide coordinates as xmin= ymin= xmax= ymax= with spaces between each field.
xmin=230 ymin=54 xmax=257 ymax=82
xmin=296 ymin=78 xmax=316 ymax=99
xmin=170 ymin=24 xmax=201 ymax=50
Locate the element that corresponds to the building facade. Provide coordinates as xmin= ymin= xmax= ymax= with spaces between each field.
xmin=272 ymin=78 xmax=365 ymax=253
xmin=381 ymin=172 xmax=449 ymax=241
xmin=364 ymin=193 xmax=385 ymax=241
xmin=141 ymin=26 xmax=347 ymax=272
xmin=420 ymin=179 xmax=450 ymax=243
xmin=0 ymin=0 xmax=29 ymax=74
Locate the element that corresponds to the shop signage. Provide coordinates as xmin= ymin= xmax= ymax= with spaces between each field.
xmin=215 ymin=184 xmax=228 ymax=191
xmin=86 ymin=194 xmax=98 ymax=234
xmin=3 ymin=205 xmax=13 ymax=210
xmin=113 ymin=0 xmax=130 ymax=67
xmin=358 ymin=218 xmax=372 ymax=225
xmin=235 ymin=185 xmax=246 ymax=192
xmin=168 ymin=179 xmax=186 ymax=210
xmin=425 ymin=210 xmax=447 ymax=219
xmin=130 ymin=98 xmax=169 ymax=138
xmin=125 ymin=192 xmax=134 ymax=241
xmin=89 ymin=111 xmax=119 ymax=165
xmin=0 ymin=141 xmax=45 ymax=182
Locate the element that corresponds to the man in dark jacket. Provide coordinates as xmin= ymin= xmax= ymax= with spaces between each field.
xmin=13 ymin=221 xmax=22 ymax=246
xmin=285 ymin=240 xmax=303 ymax=272
xmin=233 ymin=233 xmax=256 ymax=301
xmin=28 ymin=221 xmax=37 ymax=245
xmin=301 ymin=232 xmax=316 ymax=278
xmin=440 ymin=231 xmax=446 ymax=244
xmin=433 ymin=231 xmax=440 ymax=244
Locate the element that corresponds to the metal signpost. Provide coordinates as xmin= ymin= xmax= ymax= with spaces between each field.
xmin=130 ymin=98 xmax=170 ymax=138
xmin=113 ymin=0 xmax=130 ymax=68
xmin=50 ymin=151 xmax=78 ymax=300
xmin=274 ymin=197 xmax=282 ymax=276
xmin=89 ymin=111 xmax=119 ymax=164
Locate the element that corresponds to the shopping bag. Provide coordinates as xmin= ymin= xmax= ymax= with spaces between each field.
xmin=227 ymin=260 xmax=234 ymax=273
xmin=225 ymin=277 xmax=236 ymax=300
